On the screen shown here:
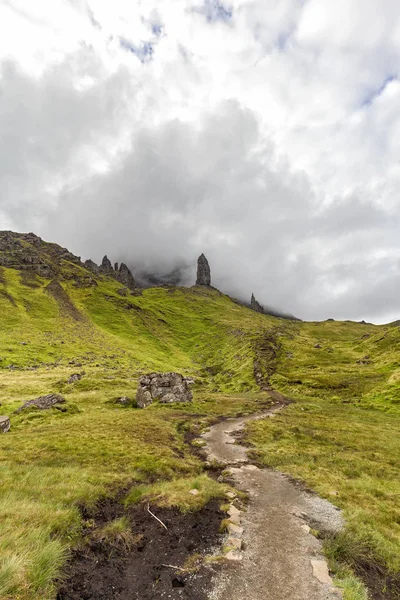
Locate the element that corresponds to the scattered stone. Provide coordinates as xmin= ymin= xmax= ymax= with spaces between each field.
xmin=314 ymin=343 xmax=322 ymax=349
xmin=250 ymin=293 xmax=264 ymax=314
xmin=16 ymin=393 xmax=66 ymax=413
xmin=136 ymin=372 xmax=194 ymax=408
xmin=67 ymin=373 xmax=81 ymax=384
xmin=228 ymin=514 xmax=241 ymax=526
xmin=293 ymin=510 xmax=308 ymax=520
xmin=0 ymin=416 xmax=10 ymax=433
xmin=227 ymin=523 xmax=243 ymax=536
xmin=356 ymin=355 xmax=371 ymax=365
xmin=115 ymin=396 xmax=132 ymax=406
xmin=189 ymin=489 xmax=200 ymax=496
xmin=301 ymin=524 xmax=311 ymax=533
xmin=196 ymin=254 xmax=211 ymax=286
xmin=311 ymin=559 xmax=332 ymax=585
xmin=243 ymin=464 xmax=259 ymax=471
xmin=225 ymin=550 xmax=243 ymax=561
xmin=226 ymin=491 xmax=237 ymax=500
xmin=226 ymin=537 xmax=242 ymax=551
xmin=117 ymin=288 xmax=128 ymax=296
xmin=228 ymin=505 xmax=240 ymax=517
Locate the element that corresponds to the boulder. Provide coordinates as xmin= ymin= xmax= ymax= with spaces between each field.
xmin=0 ymin=416 xmax=10 ymax=433
xmin=67 ymin=373 xmax=81 ymax=384
xmin=196 ymin=254 xmax=211 ymax=286
xmin=115 ymin=396 xmax=132 ymax=406
xmin=16 ymin=393 xmax=66 ymax=413
xmin=136 ymin=372 xmax=194 ymax=408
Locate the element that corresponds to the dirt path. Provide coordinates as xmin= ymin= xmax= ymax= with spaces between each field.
xmin=202 ymin=407 xmax=344 ymax=600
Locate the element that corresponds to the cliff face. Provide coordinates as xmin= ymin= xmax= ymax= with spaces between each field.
xmin=0 ymin=231 xmax=82 ymax=278
xmin=0 ymin=232 xmax=137 ymax=291
xmin=196 ymin=254 xmax=211 ymax=286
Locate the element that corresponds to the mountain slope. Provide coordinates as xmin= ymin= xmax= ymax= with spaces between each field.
xmin=0 ymin=232 xmax=399 ymax=600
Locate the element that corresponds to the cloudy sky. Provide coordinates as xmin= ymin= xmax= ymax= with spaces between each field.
xmin=0 ymin=0 xmax=399 ymax=322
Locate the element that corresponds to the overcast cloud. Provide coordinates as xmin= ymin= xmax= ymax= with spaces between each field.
xmin=0 ymin=0 xmax=400 ymax=322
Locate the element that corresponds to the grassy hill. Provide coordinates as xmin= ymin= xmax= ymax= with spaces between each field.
xmin=0 ymin=233 xmax=399 ymax=599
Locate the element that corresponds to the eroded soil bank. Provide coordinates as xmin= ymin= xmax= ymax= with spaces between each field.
xmin=57 ymin=497 xmax=224 ymax=600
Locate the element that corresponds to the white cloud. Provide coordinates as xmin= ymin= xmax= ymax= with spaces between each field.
xmin=0 ymin=0 xmax=399 ymax=322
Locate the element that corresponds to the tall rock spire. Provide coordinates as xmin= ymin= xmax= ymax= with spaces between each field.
xmin=250 ymin=293 xmax=264 ymax=314
xmin=196 ymin=254 xmax=211 ymax=286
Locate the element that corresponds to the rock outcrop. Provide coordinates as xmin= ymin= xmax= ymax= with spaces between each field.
xmin=250 ymin=293 xmax=264 ymax=314
xmin=67 ymin=373 xmax=81 ymax=384
xmin=117 ymin=262 xmax=137 ymax=291
xmin=84 ymin=259 xmax=99 ymax=273
xmin=0 ymin=416 xmax=10 ymax=433
xmin=15 ymin=393 xmax=66 ymax=413
xmin=136 ymin=372 xmax=194 ymax=408
xmin=196 ymin=254 xmax=211 ymax=286
xmin=100 ymin=255 xmax=114 ymax=275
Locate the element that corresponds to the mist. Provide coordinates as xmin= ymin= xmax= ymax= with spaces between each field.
xmin=1 ymin=1 xmax=400 ymax=323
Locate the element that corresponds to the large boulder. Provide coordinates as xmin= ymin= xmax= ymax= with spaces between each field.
xmin=16 ymin=393 xmax=66 ymax=413
xmin=136 ymin=372 xmax=194 ymax=408
xmin=0 ymin=416 xmax=10 ymax=433
xmin=196 ymin=254 xmax=211 ymax=286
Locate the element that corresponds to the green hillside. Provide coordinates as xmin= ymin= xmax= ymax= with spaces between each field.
xmin=0 ymin=234 xmax=399 ymax=600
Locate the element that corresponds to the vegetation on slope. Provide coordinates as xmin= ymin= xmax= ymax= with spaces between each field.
xmin=0 ymin=245 xmax=399 ymax=599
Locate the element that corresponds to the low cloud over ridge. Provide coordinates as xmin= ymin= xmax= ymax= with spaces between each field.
xmin=0 ymin=0 xmax=400 ymax=322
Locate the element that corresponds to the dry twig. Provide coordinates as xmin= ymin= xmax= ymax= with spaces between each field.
xmin=147 ymin=503 xmax=168 ymax=530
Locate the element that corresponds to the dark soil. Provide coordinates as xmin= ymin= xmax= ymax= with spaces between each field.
xmin=57 ymin=497 xmax=224 ymax=600
xmin=356 ymin=566 xmax=400 ymax=600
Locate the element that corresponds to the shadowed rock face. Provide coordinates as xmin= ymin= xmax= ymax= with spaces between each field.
xmin=100 ymin=255 xmax=113 ymax=274
xmin=196 ymin=254 xmax=211 ymax=286
xmin=118 ymin=262 xmax=137 ymax=290
xmin=250 ymin=293 xmax=264 ymax=314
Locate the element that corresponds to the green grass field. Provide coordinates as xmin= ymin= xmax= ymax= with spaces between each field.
xmin=0 ymin=261 xmax=399 ymax=599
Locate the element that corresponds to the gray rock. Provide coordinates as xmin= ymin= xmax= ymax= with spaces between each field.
xmin=136 ymin=387 xmax=153 ymax=408
xmin=250 ymin=293 xmax=264 ymax=314
xmin=67 ymin=373 xmax=81 ymax=384
xmin=100 ymin=255 xmax=113 ymax=274
xmin=115 ymin=396 xmax=132 ymax=406
xmin=136 ymin=372 xmax=194 ymax=408
xmin=117 ymin=262 xmax=137 ymax=291
xmin=16 ymin=393 xmax=66 ymax=412
xmin=0 ymin=416 xmax=10 ymax=433
xmin=196 ymin=254 xmax=211 ymax=286
xmin=84 ymin=259 xmax=99 ymax=273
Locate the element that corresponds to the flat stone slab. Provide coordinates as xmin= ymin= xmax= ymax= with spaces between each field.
xmin=311 ymin=559 xmax=333 ymax=585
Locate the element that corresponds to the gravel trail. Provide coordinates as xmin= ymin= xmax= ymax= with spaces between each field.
xmin=202 ymin=407 xmax=344 ymax=600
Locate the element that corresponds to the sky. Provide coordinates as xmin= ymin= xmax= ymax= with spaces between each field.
xmin=0 ymin=0 xmax=399 ymax=322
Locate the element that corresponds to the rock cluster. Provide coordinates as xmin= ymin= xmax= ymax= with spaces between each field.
xmin=0 ymin=416 xmax=10 ymax=433
xmin=88 ymin=255 xmax=138 ymax=291
xmin=136 ymin=372 xmax=194 ymax=408
xmin=196 ymin=254 xmax=211 ymax=286
xmin=67 ymin=373 xmax=81 ymax=384
xmin=250 ymin=293 xmax=264 ymax=314
xmin=15 ymin=393 xmax=66 ymax=413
